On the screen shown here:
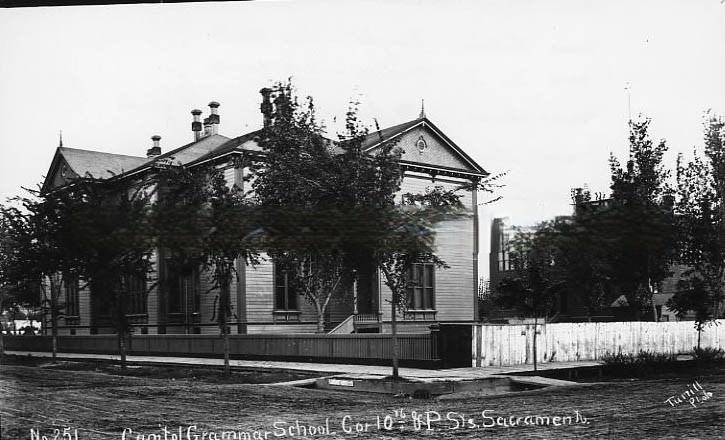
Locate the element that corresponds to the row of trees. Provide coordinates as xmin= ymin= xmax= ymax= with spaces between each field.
xmin=494 ymin=114 xmax=725 ymax=346
xmin=0 ymin=82 xmax=498 ymax=377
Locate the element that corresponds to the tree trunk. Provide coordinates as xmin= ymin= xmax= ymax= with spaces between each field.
xmin=219 ymin=279 xmax=232 ymax=377
xmin=223 ymin=325 xmax=230 ymax=377
xmin=118 ymin=330 xmax=127 ymax=372
xmin=697 ymin=326 xmax=702 ymax=352
xmin=113 ymin=285 xmax=128 ymax=371
xmin=533 ymin=314 xmax=538 ymax=371
xmin=630 ymin=285 xmax=641 ymax=321
xmin=532 ymin=289 xmax=537 ymax=371
xmin=651 ymin=295 xmax=658 ymax=322
xmin=51 ymin=325 xmax=58 ymax=362
xmin=313 ymin=278 xmax=339 ymax=334
xmin=317 ymin=312 xmax=325 ymax=333
xmin=0 ymin=293 xmax=4 ymax=357
xmin=50 ymin=280 xmax=58 ymax=362
xmin=391 ymin=299 xmax=399 ymax=379
xmin=0 ymin=323 xmax=5 ymax=358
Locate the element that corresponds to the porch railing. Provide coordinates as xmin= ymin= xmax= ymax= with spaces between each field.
xmin=353 ymin=313 xmax=381 ymax=323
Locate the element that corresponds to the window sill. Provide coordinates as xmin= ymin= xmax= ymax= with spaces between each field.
xmin=403 ymin=310 xmax=437 ymax=321
xmin=64 ymin=316 xmax=80 ymax=326
xmin=166 ymin=312 xmax=200 ymax=324
xmin=273 ymin=310 xmax=301 ymax=322
xmin=126 ymin=314 xmax=149 ymax=324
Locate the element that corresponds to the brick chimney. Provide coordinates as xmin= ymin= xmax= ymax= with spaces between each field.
xmin=208 ymin=101 xmax=220 ymax=135
xmin=203 ymin=117 xmax=212 ymax=137
xmin=147 ymin=135 xmax=162 ymax=158
xmin=260 ymin=88 xmax=272 ymax=128
xmin=191 ymin=109 xmax=202 ymax=141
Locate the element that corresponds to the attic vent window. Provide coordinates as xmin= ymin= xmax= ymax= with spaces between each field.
xmin=60 ymin=164 xmax=68 ymax=178
xmin=416 ymin=136 xmax=428 ymax=153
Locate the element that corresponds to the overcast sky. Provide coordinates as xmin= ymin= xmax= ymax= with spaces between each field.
xmin=1 ymin=0 xmax=723 ymax=278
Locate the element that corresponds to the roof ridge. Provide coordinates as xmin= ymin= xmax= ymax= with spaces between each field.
xmin=59 ymin=146 xmax=146 ymax=160
xmin=368 ymin=117 xmax=423 ymax=137
xmin=185 ymin=130 xmax=263 ymax=165
xmin=148 ymin=133 xmax=232 ymax=162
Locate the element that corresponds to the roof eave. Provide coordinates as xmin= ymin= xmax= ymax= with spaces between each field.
xmin=40 ymin=148 xmax=65 ymax=195
xmin=400 ymin=160 xmax=489 ymax=179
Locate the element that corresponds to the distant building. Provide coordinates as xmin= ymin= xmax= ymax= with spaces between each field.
xmin=484 ymin=217 xmax=534 ymax=322
xmin=487 ymin=189 xmax=709 ymax=323
xmin=488 ymin=217 xmax=532 ymax=296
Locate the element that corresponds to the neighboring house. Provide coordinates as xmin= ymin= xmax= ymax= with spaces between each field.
xmin=41 ymin=91 xmax=487 ymax=336
xmin=484 ymin=217 xmax=537 ymax=322
xmin=488 ymin=217 xmax=535 ymax=296
xmin=487 ymin=215 xmax=626 ymax=322
xmin=654 ymin=264 xmax=696 ymax=322
xmin=488 ymin=199 xmax=708 ymax=323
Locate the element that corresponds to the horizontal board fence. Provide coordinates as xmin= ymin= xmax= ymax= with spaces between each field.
xmin=4 ymin=332 xmax=445 ymax=368
xmin=472 ymin=320 xmax=725 ymax=367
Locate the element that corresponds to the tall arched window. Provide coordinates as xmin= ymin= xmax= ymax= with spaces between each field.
xmin=64 ymin=275 xmax=80 ymax=320
xmin=406 ymin=263 xmax=435 ymax=310
xmin=274 ymin=263 xmax=298 ymax=311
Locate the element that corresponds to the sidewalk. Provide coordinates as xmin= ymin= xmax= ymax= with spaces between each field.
xmin=3 ymin=350 xmax=602 ymax=381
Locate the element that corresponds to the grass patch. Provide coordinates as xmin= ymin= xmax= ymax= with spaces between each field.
xmin=0 ymin=354 xmax=322 ymax=384
xmin=586 ymin=349 xmax=725 ymax=380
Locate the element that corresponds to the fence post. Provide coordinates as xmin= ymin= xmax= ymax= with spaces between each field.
xmin=429 ymin=324 xmax=440 ymax=364
xmin=475 ymin=324 xmax=482 ymax=367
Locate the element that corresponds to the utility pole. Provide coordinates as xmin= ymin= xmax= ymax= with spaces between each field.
xmin=624 ymin=82 xmax=632 ymax=123
xmin=625 ymin=82 xmax=634 ymax=160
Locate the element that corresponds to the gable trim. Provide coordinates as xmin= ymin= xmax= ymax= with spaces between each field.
xmin=363 ymin=118 xmax=487 ymax=175
xmin=41 ymin=148 xmax=65 ymax=194
xmin=401 ymin=160 xmax=487 ymax=179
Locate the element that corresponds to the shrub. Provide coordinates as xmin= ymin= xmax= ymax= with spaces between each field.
xmin=601 ymin=350 xmax=677 ymax=365
xmin=601 ymin=350 xmax=678 ymax=376
xmin=634 ymin=350 xmax=677 ymax=365
xmin=601 ymin=351 xmax=636 ymax=366
xmin=692 ymin=347 xmax=725 ymax=362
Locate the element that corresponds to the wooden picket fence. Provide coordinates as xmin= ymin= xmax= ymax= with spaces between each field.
xmin=472 ymin=319 xmax=725 ymax=367
xmin=4 ymin=332 xmax=440 ymax=367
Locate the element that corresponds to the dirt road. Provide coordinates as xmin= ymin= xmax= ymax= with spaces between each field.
xmin=1 ymin=362 xmax=723 ymax=439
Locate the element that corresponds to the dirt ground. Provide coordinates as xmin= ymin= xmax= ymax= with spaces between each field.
xmin=1 ymin=357 xmax=723 ymax=439
xmin=0 ymin=355 xmax=322 ymax=384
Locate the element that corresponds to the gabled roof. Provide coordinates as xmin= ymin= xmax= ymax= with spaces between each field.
xmin=60 ymin=147 xmax=148 ymax=178
xmin=41 ymin=114 xmax=487 ymax=192
xmin=42 ymin=134 xmax=233 ymax=192
xmin=361 ymin=116 xmax=487 ymax=176
xmin=41 ymin=147 xmax=148 ymax=193
xmin=187 ymin=130 xmax=262 ymax=166
xmin=361 ymin=118 xmax=425 ymax=150
xmin=185 ymin=129 xmax=337 ymax=167
xmin=121 ymin=134 xmax=231 ymax=177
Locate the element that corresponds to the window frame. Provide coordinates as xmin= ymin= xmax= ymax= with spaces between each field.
xmin=64 ymin=275 xmax=80 ymax=318
xmin=406 ymin=262 xmax=436 ymax=311
xmin=124 ymin=273 xmax=148 ymax=316
xmin=162 ymin=255 xmax=201 ymax=323
xmin=274 ymin=263 xmax=298 ymax=311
